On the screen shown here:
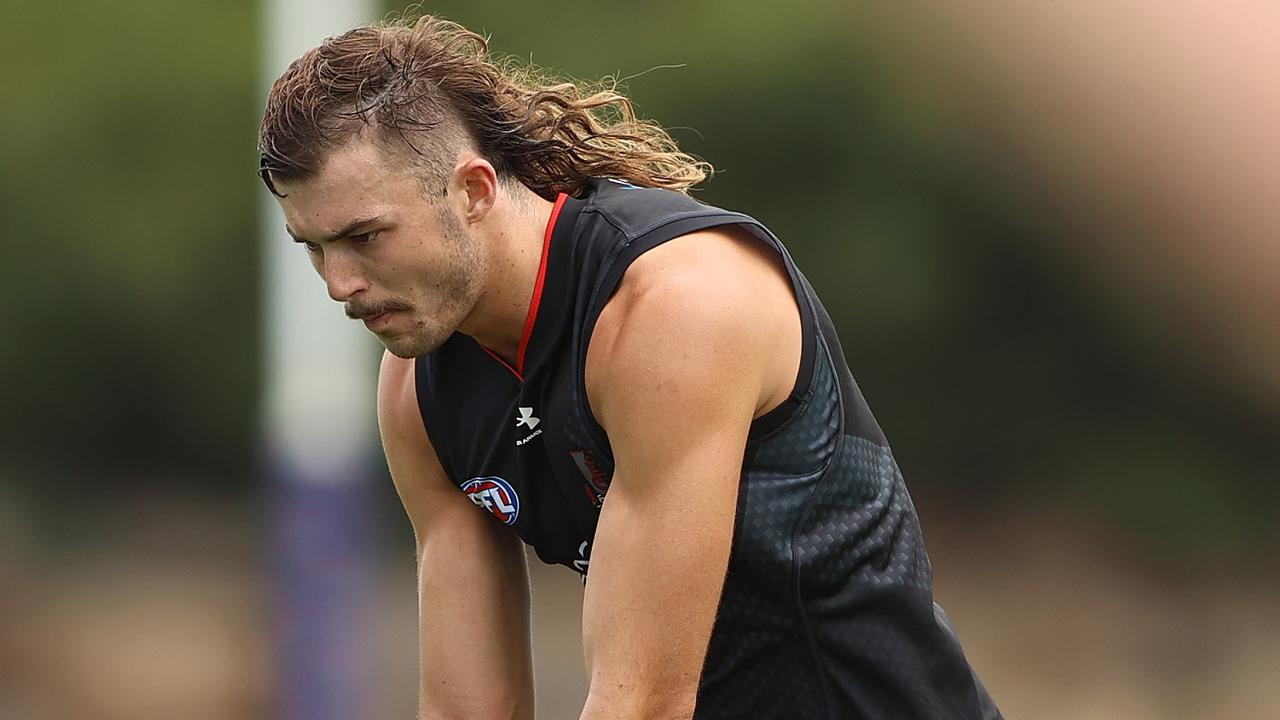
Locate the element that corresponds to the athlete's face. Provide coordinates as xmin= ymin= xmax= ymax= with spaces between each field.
xmin=273 ymin=139 xmax=487 ymax=358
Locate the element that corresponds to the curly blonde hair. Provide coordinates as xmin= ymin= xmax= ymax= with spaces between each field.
xmin=258 ymin=14 xmax=711 ymax=199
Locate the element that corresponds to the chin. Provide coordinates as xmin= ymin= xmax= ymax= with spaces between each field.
xmin=379 ymin=330 xmax=447 ymax=359
xmin=381 ymin=343 xmax=419 ymax=360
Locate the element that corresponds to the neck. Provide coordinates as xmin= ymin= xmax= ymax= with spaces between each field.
xmin=459 ymin=184 xmax=556 ymax=366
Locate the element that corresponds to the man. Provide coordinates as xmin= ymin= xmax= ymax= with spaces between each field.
xmin=258 ymin=14 xmax=1001 ymax=720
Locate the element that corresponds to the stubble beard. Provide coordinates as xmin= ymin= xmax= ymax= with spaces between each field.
xmin=379 ymin=207 xmax=485 ymax=359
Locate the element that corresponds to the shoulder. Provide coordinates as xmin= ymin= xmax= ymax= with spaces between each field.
xmin=594 ymin=226 xmax=775 ymax=350
xmin=586 ymin=225 xmax=800 ymax=426
xmin=377 ymin=350 xmax=468 ymax=537
xmin=377 ymin=351 xmax=425 ymax=446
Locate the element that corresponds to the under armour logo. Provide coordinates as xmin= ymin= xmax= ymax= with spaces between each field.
xmin=515 ymin=407 xmax=540 ymax=430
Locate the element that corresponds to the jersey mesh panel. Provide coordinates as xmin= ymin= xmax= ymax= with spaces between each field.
xmin=697 ymin=340 xmax=992 ymax=719
xmin=695 ymin=343 xmax=840 ymax=719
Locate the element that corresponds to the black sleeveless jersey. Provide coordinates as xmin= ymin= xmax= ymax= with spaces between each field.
xmin=414 ymin=179 xmax=1001 ymax=719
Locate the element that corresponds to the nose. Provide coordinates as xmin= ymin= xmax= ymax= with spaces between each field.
xmin=321 ymin=251 xmax=369 ymax=302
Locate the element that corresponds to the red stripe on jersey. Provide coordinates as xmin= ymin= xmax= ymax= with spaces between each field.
xmin=516 ymin=192 xmax=567 ymax=376
xmin=478 ymin=342 xmax=522 ymax=381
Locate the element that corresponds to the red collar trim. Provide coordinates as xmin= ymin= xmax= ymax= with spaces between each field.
xmin=480 ymin=192 xmax=567 ymax=382
xmin=516 ymin=192 xmax=568 ymax=376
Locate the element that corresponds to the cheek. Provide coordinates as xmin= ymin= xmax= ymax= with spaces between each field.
xmin=382 ymin=244 xmax=437 ymax=283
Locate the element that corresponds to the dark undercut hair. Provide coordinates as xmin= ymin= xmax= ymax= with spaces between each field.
xmin=257 ymin=13 xmax=712 ymax=199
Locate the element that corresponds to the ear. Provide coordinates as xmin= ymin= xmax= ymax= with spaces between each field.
xmin=451 ymin=155 xmax=499 ymax=224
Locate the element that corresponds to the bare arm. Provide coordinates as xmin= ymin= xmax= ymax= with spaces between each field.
xmin=378 ymin=352 xmax=534 ymax=720
xmin=578 ymin=228 xmax=802 ymax=719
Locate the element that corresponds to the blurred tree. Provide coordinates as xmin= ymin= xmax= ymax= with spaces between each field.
xmin=1 ymin=1 xmax=261 ymax=485
xmin=0 ymin=0 xmax=1272 ymax=555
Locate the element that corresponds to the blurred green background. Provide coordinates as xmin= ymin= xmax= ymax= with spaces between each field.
xmin=2 ymin=1 xmax=1277 ymax=718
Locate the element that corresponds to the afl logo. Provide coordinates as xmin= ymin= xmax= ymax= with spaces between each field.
xmin=461 ymin=476 xmax=520 ymax=525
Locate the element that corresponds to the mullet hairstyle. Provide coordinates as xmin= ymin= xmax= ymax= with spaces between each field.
xmin=257 ymin=14 xmax=712 ymax=199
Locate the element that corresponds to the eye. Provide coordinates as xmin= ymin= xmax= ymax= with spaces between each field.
xmin=350 ymin=232 xmax=376 ymax=245
xmin=302 ymin=241 xmax=321 ymax=254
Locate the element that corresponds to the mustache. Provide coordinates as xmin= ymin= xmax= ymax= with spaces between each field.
xmin=344 ymin=298 xmax=413 ymax=320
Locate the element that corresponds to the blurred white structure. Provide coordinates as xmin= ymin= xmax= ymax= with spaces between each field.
xmin=260 ymin=1 xmax=379 ymax=718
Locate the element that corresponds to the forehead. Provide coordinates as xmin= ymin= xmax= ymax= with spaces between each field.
xmin=274 ymin=139 xmax=418 ymax=237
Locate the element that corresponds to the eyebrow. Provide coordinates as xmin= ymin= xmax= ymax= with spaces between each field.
xmin=284 ymin=215 xmax=382 ymax=244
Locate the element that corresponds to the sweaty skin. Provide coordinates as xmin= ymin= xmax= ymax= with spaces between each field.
xmin=274 ymin=138 xmax=801 ymax=719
